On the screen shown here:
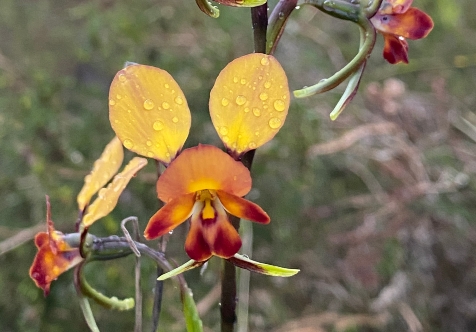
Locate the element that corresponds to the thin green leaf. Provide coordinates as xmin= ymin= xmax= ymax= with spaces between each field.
xmin=228 ymin=254 xmax=299 ymax=277
xmin=157 ymin=260 xmax=204 ymax=281
xmin=78 ymin=296 xmax=100 ymax=332
xmin=181 ymin=285 xmax=204 ymax=332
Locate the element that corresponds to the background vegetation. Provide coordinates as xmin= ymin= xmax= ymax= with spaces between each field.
xmin=1 ymin=0 xmax=476 ymax=331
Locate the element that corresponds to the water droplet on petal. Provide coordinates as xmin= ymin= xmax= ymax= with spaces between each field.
xmin=162 ymin=102 xmax=170 ymax=110
xmin=222 ymin=136 xmax=230 ymax=143
xmin=252 ymin=108 xmax=261 ymax=117
xmin=264 ymin=81 xmax=271 ymax=88
xmin=174 ymin=96 xmax=183 ymax=105
xmin=147 ymin=151 xmax=154 ymax=158
xmin=255 ymin=131 xmax=260 ymax=136
xmin=109 ymin=99 xmax=116 ymax=106
xmin=143 ymin=99 xmax=155 ymax=110
xmin=273 ymin=99 xmax=286 ymax=112
xmin=233 ymin=77 xmax=238 ymax=83
xmin=260 ymin=57 xmax=270 ymax=66
xmin=146 ymin=140 xmax=152 ymax=146
xmin=153 ymin=120 xmax=164 ymax=131
xmin=172 ymin=116 xmax=179 ymax=123
xmin=116 ymin=94 xmax=122 ymax=100
xmin=259 ymin=92 xmax=268 ymax=101
xmin=221 ymin=98 xmax=229 ymax=106
xmin=244 ymin=107 xmax=250 ymax=113
xmin=240 ymin=78 xmax=247 ymax=85
xmin=268 ymin=117 xmax=282 ymax=129
xmin=235 ymin=95 xmax=247 ymax=106
xmin=219 ymin=126 xmax=229 ymax=135
xmin=165 ymin=83 xmax=170 ymax=89
xmin=123 ymin=139 xmax=134 ymax=149
xmin=248 ymin=142 xmax=257 ymax=149
xmin=118 ymin=74 xmax=126 ymax=82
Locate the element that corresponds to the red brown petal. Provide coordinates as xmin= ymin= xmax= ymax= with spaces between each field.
xmin=383 ymin=34 xmax=409 ymax=64
xmin=216 ymin=190 xmax=270 ymax=224
xmin=144 ymin=193 xmax=195 ymax=240
xmin=185 ymin=213 xmax=213 ymax=261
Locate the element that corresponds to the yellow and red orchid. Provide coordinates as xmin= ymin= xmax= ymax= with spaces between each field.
xmin=370 ymin=0 xmax=433 ymax=64
xmin=30 ymin=197 xmax=84 ymax=296
xmin=145 ymin=144 xmax=269 ymax=261
xmin=108 ymin=53 xmax=290 ymax=261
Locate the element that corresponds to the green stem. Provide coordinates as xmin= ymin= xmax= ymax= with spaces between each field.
xmin=267 ymin=0 xmax=298 ymax=55
xmin=293 ymin=16 xmax=376 ymax=98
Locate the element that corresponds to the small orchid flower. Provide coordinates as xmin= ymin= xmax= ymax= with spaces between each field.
xmin=109 ymin=53 xmax=290 ymax=262
xmin=145 ymin=144 xmax=270 ymax=261
xmin=370 ymin=0 xmax=433 ymax=64
xmin=30 ymin=197 xmax=84 ymax=296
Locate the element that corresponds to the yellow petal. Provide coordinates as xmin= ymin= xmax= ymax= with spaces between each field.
xmin=109 ymin=64 xmax=191 ymax=164
xmin=209 ymin=53 xmax=290 ymax=157
xmin=82 ymin=157 xmax=148 ymax=227
xmin=77 ymin=137 xmax=124 ymax=211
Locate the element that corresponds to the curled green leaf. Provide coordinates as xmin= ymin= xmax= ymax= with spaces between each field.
xmin=228 ymin=254 xmax=299 ymax=277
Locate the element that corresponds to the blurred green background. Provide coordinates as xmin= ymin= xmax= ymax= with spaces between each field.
xmin=1 ymin=0 xmax=476 ymax=331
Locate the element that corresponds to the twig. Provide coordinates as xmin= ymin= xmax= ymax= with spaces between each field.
xmin=0 ymin=223 xmax=45 ymax=256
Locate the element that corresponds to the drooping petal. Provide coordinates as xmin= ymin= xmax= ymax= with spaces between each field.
xmin=214 ymin=0 xmax=267 ymax=7
xmin=202 ymin=199 xmax=242 ymax=259
xmin=82 ymin=157 xmax=147 ymax=227
xmin=144 ymin=193 xmax=195 ymax=240
xmin=229 ymin=254 xmax=300 ymax=277
xmin=209 ymin=53 xmax=290 ymax=158
xmin=157 ymin=144 xmax=252 ymax=202
xmin=77 ymin=137 xmax=124 ymax=211
xmin=216 ymin=190 xmax=270 ymax=224
xmin=185 ymin=211 xmax=213 ymax=262
xmin=109 ymin=64 xmax=191 ymax=164
xmin=371 ymin=8 xmax=433 ymax=40
xmin=383 ymin=34 xmax=409 ymax=64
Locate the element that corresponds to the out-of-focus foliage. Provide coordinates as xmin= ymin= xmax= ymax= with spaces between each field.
xmin=1 ymin=0 xmax=476 ymax=331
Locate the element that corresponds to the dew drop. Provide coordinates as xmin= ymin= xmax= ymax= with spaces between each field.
xmin=116 ymin=94 xmax=122 ymax=100
xmin=165 ymin=152 xmax=171 ymax=158
xmin=252 ymin=108 xmax=261 ymax=117
xmin=153 ymin=120 xmax=164 ymax=131
xmin=109 ymin=99 xmax=116 ymax=106
xmin=255 ymin=131 xmax=260 ymax=136
xmin=114 ymin=119 xmax=119 ymax=124
xmin=240 ymin=78 xmax=246 ymax=85
xmin=147 ymin=151 xmax=154 ymax=158
xmin=174 ymin=96 xmax=183 ymax=105
xmin=273 ymin=99 xmax=286 ymax=112
xmin=164 ymin=83 xmax=170 ymax=89
xmin=172 ymin=116 xmax=179 ymax=123
xmin=162 ymin=102 xmax=170 ymax=110
xmin=233 ymin=77 xmax=238 ymax=83
xmin=259 ymin=92 xmax=268 ymax=101
xmin=221 ymin=98 xmax=229 ymax=106
xmin=235 ymin=95 xmax=247 ymax=106
xmin=219 ymin=126 xmax=229 ymax=135
xmin=268 ymin=117 xmax=282 ymax=129
xmin=168 ymin=230 xmax=174 ymax=235
xmin=143 ymin=99 xmax=155 ymax=110
xmin=123 ymin=139 xmax=134 ymax=149
xmin=222 ymin=136 xmax=230 ymax=143
xmin=260 ymin=57 xmax=270 ymax=66
xmin=264 ymin=81 xmax=271 ymax=89
xmin=258 ymin=75 xmax=263 ymax=80
xmin=146 ymin=140 xmax=152 ymax=147
xmin=244 ymin=107 xmax=250 ymax=113
xmin=118 ymin=74 xmax=126 ymax=82
xmin=248 ymin=142 xmax=257 ymax=149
